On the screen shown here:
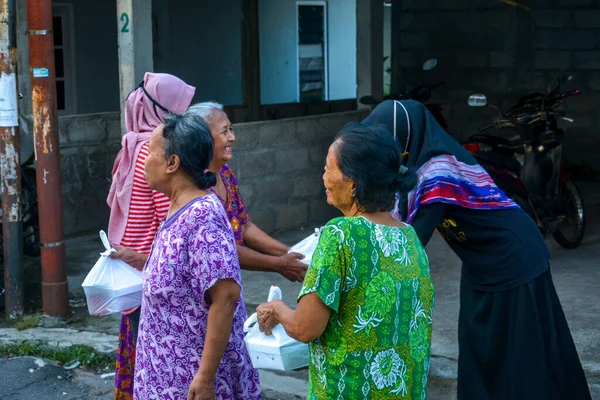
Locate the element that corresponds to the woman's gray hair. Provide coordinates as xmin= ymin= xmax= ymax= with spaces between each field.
xmin=188 ymin=101 xmax=224 ymax=124
xmin=161 ymin=112 xmax=216 ymax=190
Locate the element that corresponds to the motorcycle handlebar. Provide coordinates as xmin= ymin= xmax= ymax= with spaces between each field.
xmin=561 ymin=89 xmax=581 ymax=99
xmin=484 ymin=108 xmax=567 ymax=131
xmin=479 ymin=114 xmax=529 ymax=131
xmin=516 ymin=114 xmax=534 ymax=124
xmin=545 ymin=88 xmax=580 ymax=107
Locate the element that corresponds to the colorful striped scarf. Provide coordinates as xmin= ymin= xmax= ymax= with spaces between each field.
xmin=405 ymin=154 xmax=518 ymax=223
xmin=363 ymin=100 xmax=518 ymax=223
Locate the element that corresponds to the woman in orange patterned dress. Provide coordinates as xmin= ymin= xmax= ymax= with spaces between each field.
xmin=188 ymin=102 xmax=308 ymax=282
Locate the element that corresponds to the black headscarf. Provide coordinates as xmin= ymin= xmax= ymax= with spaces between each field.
xmin=362 ymin=100 xmax=518 ymax=223
xmin=362 ymin=100 xmax=479 ymax=169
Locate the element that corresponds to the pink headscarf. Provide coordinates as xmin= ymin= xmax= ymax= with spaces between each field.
xmin=106 ymin=73 xmax=196 ymax=245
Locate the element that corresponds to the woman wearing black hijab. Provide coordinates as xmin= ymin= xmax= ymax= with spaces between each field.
xmin=363 ymin=100 xmax=590 ymax=400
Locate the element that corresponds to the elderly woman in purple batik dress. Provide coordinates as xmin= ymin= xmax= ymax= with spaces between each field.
xmin=133 ymin=110 xmax=260 ymax=400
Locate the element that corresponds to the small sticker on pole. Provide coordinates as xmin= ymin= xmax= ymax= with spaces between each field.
xmin=0 ymin=72 xmax=19 ymax=127
xmin=33 ymin=68 xmax=50 ymax=78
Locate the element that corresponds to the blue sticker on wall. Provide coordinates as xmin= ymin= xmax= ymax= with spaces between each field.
xmin=32 ymin=68 xmax=49 ymax=78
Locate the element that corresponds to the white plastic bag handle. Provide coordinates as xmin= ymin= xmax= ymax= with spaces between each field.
xmin=268 ymin=286 xmax=282 ymax=302
xmin=244 ymin=312 xmax=258 ymax=333
xmin=243 ymin=285 xmax=283 ymax=334
xmin=99 ymin=230 xmax=116 ymax=256
xmin=243 ymin=311 xmax=286 ymax=342
xmin=99 ymin=230 xmax=111 ymax=250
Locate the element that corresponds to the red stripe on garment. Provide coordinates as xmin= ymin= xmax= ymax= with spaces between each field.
xmin=120 ymin=142 xmax=169 ymax=255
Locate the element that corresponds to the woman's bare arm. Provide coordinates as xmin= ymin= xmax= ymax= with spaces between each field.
xmin=242 ymin=222 xmax=289 ymax=256
xmin=236 ymin=245 xmax=307 ymax=282
xmin=189 ymin=279 xmax=240 ymax=396
xmin=257 ymin=293 xmax=331 ymax=344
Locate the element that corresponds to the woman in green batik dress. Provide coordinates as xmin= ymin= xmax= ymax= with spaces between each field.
xmin=256 ymin=123 xmax=434 ymax=399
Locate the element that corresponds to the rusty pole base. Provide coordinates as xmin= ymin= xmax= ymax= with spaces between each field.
xmin=41 ymin=281 xmax=69 ymax=317
xmin=40 ymin=244 xmax=68 ymax=318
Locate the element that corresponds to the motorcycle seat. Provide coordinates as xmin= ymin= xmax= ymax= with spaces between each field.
xmin=472 ymin=151 xmax=522 ymax=174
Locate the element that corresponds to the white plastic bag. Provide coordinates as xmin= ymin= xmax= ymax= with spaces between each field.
xmin=243 ymin=286 xmax=309 ymax=371
xmin=81 ymin=231 xmax=143 ymax=316
xmin=288 ymin=227 xmax=322 ymax=265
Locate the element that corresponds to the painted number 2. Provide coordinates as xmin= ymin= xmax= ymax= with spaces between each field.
xmin=120 ymin=12 xmax=130 ymax=33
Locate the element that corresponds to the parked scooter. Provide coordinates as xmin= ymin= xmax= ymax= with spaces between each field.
xmin=359 ymin=59 xmax=450 ymax=132
xmin=0 ymin=113 xmax=40 ymax=260
xmin=464 ymin=75 xmax=585 ymax=249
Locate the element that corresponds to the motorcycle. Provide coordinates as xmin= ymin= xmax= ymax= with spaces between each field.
xmin=464 ymin=75 xmax=585 ymax=249
xmin=0 ymin=113 xmax=40 ymax=260
xmin=359 ymin=58 xmax=451 ymax=133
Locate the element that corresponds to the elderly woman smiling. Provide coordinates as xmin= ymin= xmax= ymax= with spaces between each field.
xmin=133 ymin=111 xmax=260 ymax=400
xmin=257 ymin=123 xmax=434 ymax=399
xmin=188 ymin=102 xmax=307 ymax=282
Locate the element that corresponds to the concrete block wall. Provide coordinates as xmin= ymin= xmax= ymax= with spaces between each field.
xmin=392 ymin=0 xmax=600 ymax=173
xmin=58 ymin=112 xmax=122 ymax=236
xmin=57 ymin=110 xmax=367 ymax=237
xmin=226 ymin=110 xmax=368 ymax=236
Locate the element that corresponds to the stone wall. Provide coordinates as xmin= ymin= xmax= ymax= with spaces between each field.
xmin=57 ymin=110 xmax=368 ymax=237
xmin=392 ymin=0 xmax=600 ymax=173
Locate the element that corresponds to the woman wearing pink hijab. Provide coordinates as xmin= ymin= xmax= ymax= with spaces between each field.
xmin=106 ymin=72 xmax=195 ymax=400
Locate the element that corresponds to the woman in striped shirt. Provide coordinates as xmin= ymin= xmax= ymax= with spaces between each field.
xmin=111 ymin=103 xmax=310 ymax=283
xmin=106 ymin=72 xmax=195 ymax=400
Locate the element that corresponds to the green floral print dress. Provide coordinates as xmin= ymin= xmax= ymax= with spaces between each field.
xmin=298 ymin=217 xmax=434 ymax=400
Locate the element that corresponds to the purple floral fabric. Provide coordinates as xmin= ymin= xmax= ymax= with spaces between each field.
xmin=134 ymin=194 xmax=261 ymax=400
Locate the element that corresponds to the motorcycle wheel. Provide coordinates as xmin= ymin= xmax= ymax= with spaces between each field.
xmin=552 ymin=180 xmax=585 ymax=249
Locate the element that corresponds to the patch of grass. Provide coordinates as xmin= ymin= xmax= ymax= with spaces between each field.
xmin=0 ymin=341 xmax=115 ymax=371
xmin=13 ymin=314 xmax=42 ymax=331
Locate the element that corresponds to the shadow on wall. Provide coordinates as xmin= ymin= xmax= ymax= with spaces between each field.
xmin=224 ymin=99 xmax=357 ymax=124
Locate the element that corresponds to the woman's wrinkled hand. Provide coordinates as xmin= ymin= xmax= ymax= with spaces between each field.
xmin=277 ymin=253 xmax=307 ymax=282
xmin=187 ymin=374 xmax=216 ymax=400
xmin=109 ymin=246 xmax=147 ymax=270
xmin=256 ymin=300 xmax=282 ymax=336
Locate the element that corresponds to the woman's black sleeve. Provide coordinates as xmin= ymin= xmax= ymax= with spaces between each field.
xmin=409 ymin=203 xmax=447 ymax=246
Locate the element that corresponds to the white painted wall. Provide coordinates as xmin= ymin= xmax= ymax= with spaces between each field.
xmin=328 ymin=0 xmax=357 ymax=100
xmin=258 ymin=0 xmax=298 ymax=104
xmin=259 ymin=0 xmax=357 ymax=105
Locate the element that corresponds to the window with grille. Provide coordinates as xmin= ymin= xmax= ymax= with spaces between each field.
xmin=297 ymin=2 xmax=328 ymax=102
xmin=52 ymin=5 xmax=76 ymax=115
